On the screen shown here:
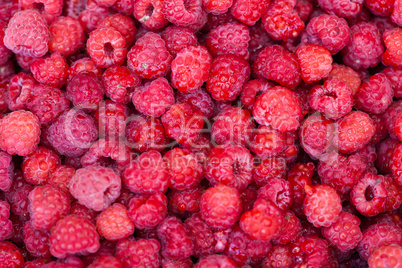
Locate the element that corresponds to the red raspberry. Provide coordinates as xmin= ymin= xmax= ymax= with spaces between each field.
xmin=68 ymin=57 xmax=103 ymax=80
xmin=288 ymin=162 xmax=314 ymax=209
xmin=5 ymin=172 xmax=33 ymax=220
xmin=78 ymin=0 xmax=110 ymax=33
xmin=0 ymin=110 xmax=40 ymax=156
xmin=66 ymin=72 xmax=105 ymax=110
xmin=125 ymin=115 xmax=168 ymax=153
xmin=365 ymin=0 xmax=393 ymax=16
xmin=102 ymin=65 xmax=140 ymax=104
xmin=370 ymin=113 xmax=388 ymax=145
xmin=342 ymin=22 xmax=384 ymax=70
xmin=386 ymin=101 xmax=402 ymax=140
xmin=253 ymin=45 xmax=301 ymax=89
xmin=202 ymin=0 xmax=231 ymax=14
xmin=303 ymin=184 xmax=342 ymax=227
xmin=171 ymin=46 xmax=212 ymax=94
xmin=200 ymin=184 xmax=242 ymax=229
xmin=98 ymin=14 xmax=136 ymax=48
xmin=134 ymin=0 xmax=168 ymax=30
xmin=127 ymin=32 xmax=172 ymax=79
xmin=383 ymin=67 xmax=402 ymax=98
xmin=327 ymin=63 xmax=361 ymax=96
xmin=43 ymin=256 xmax=85 ymax=267
xmin=240 ymin=198 xmax=284 ymax=241
xmin=69 ymin=166 xmax=121 ymax=211
xmin=391 ymin=143 xmax=402 ymax=185
xmin=7 ymin=73 xmax=35 ymax=110
xmin=162 ymin=103 xmax=204 ymax=146
xmin=0 ymin=150 xmax=12 ymax=192
xmin=296 ymin=44 xmax=333 ymax=84
xmin=28 ymin=185 xmax=70 ymax=231
xmin=368 ymin=244 xmax=402 ymax=268
xmin=0 ymin=200 xmax=13 ymax=241
xmin=63 ymin=0 xmax=86 ymax=18
xmin=184 ymin=213 xmax=216 ymax=257
xmin=22 ymin=146 xmax=60 ymax=185
xmin=88 ymin=255 xmax=123 ymax=268
xmin=273 ymin=210 xmax=302 ymax=245
xmin=258 ymin=178 xmax=293 ymax=211
xmin=392 ymin=0 xmax=402 ymax=26
xmin=47 ymin=109 xmax=98 ymax=157
xmin=4 ymin=10 xmax=49 ymax=57
xmin=0 ymin=241 xmax=24 ymax=268
xmin=95 ymin=0 xmax=116 ymax=7
xmin=195 ymin=255 xmax=237 ymax=268
xmin=49 ymin=16 xmax=85 ymax=56
xmin=87 ymin=27 xmax=127 ymax=68
xmin=96 ymin=203 xmax=134 ymax=241
xmin=128 ymin=193 xmax=167 ymax=229
xmin=240 ymin=79 xmax=274 ymax=110
xmin=304 ymin=14 xmax=350 ymax=55
xmin=290 ymin=235 xmax=331 ymax=267
xmin=382 ymin=28 xmax=402 ymax=68
xmin=94 ymin=100 xmax=127 ymax=139
xmin=252 ymin=86 xmax=302 ymax=133
xmin=157 ymin=216 xmax=194 ymax=260
xmin=163 ymin=0 xmax=204 ymax=27
xmin=376 ymin=138 xmax=398 ymax=174
xmin=176 ymin=88 xmax=214 ymax=119
xmin=203 ymin=11 xmax=236 ymax=31
xmin=46 ymin=165 xmax=75 ymax=199
xmin=22 ymin=221 xmax=51 ymax=258
xmin=318 ymin=0 xmax=363 ymax=18
xmin=382 ymin=175 xmax=402 ymax=211
xmin=161 ymin=26 xmax=197 ymax=57
xmin=70 ymin=201 xmax=98 ymax=224
xmin=249 ymin=125 xmax=286 ymax=158
xmin=372 ymin=16 xmax=397 ymax=35
xmin=24 ymin=259 xmax=52 ymax=268
xmin=123 ymin=150 xmax=169 ymax=194
xmin=20 ymin=0 xmax=63 ymax=24
xmin=30 ymin=53 xmax=68 ymax=88
xmin=262 ymin=245 xmax=292 ymax=268
xmin=357 ymin=222 xmax=402 ymax=260
xmin=253 ymin=157 xmax=286 ymax=186
xmin=0 ymin=21 xmax=11 ymax=65
xmin=50 ymin=215 xmax=100 ymax=259
xmin=116 ymin=238 xmax=161 ymax=268
xmin=230 ymin=0 xmax=269 ymax=25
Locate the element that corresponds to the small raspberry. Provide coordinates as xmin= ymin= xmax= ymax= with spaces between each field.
xmin=368 ymin=244 xmax=402 ymax=268
xmin=66 ymin=72 xmax=105 ymax=110
xmin=68 ymin=57 xmax=103 ymax=80
xmin=127 ymin=193 xmax=167 ymax=229
xmin=23 ymin=221 xmax=51 ymax=258
xmin=30 ymin=53 xmax=69 ymax=88
xmin=22 ymin=146 xmax=60 ymax=185
xmin=168 ymin=186 xmax=202 ymax=216
xmin=262 ymin=245 xmax=292 ymax=268
xmin=273 ymin=210 xmax=302 ymax=245
xmin=88 ymin=255 xmax=123 ymax=268
xmin=253 ymin=157 xmax=287 ymax=186
xmin=184 ymin=213 xmax=216 ymax=257
xmin=163 ymin=0 xmax=204 ymax=27
xmin=50 ymin=215 xmax=100 ymax=259
xmin=230 ymin=0 xmax=269 ymax=25
xmin=258 ymin=178 xmax=294 ymax=211
xmin=296 ymin=44 xmax=333 ymax=83
xmin=49 ymin=16 xmax=85 ymax=56
xmin=102 ymin=65 xmax=140 ymax=104
xmin=134 ymin=0 xmax=169 ymax=30
xmin=116 ymin=238 xmax=161 ymax=268
xmin=382 ymin=28 xmax=402 ymax=68
xmin=327 ymin=63 xmax=361 ymax=96
xmin=0 ymin=241 xmax=24 ymax=268
xmin=98 ymin=14 xmax=136 ymax=48
xmin=96 ymin=203 xmax=134 ymax=241
xmin=195 ymin=255 xmax=237 ymax=268
xmin=94 ymin=100 xmax=127 ymax=139
xmin=161 ymin=26 xmax=197 ymax=57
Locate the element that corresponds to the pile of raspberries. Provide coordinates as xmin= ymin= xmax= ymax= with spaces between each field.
xmin=0 ymin=0 xmax=402 ymax=267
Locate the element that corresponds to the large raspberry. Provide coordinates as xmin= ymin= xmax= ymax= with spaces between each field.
xmin=296 ymin=44 xmax=333 ymax=83
xmin=96 ymin=203 xmax=134 ymax=241
xmin=128 ymin=193 xmax=167 ymax=229
xmin=116 ymin=238 xmax=161 ymax=268
xmin=49 ymin=16 xmax=85 ymax=56
xmin=66 ymin=72 xmax=105 ymax=110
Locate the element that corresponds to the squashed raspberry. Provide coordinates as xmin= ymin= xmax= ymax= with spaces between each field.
xmin=128 ymin=193 xmax=167 ymax=229
xmin=116 ymin=238 xmax=161 ymax=268
xmin=49 ymin=16 xmax=85 ymax=56
xmin=66 ymin=72 xmax=105 ymax=110
xmin=240 ymin=79 xmax=274 ymax=110
xmin=22 ymin=146 xmax=60 ymax=185
xmin=96 ymin=203 xmax=134 ymax=241
xmin=134 ymin=0 xmax=168 ymax=30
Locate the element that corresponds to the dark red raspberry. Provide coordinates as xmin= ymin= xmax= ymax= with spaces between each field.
xmin=98 ymin=13 xmax=136 ymax=47
xmin=376 ymin=138 xmax=399 ymax=174
xmin=230 ymin=0 xmax=269 ymax=25
xmin=161 ymin=26 xmax=197 ymax=57
xmin=102 ymin=65 xmax=140 ymax=104
xmin=49 ymin=16 xmax=85 ymax=56
xmin=372 ymin=16 xmax=397 ymax=35
xmin=0 ymin=21 xmax=11 ymax=65
xmin=127 ymin=32 xmax=172 ymax=79
xmin=184 ymin=213 xmax=215 ymax=257
xmin=262 ymin=245 xmax=292 ymax=268
xmin=5 ymin=171 xmax=33 ymax=220
xmin=253 ymin=157 xmax=286 ymax=186
xmin=30 ymin=52 xmax=69 ymax=88
xmin=157 ymin=216 xmax=194 ymax=260
xmin=383 ymin=67 xmax=402 ymax=98
xmin=87 ymin=255 xmax=123 ymax=268
xmin=94 ymin=100 xmax=127 ymax=139
xmin=368 ymin=244 xmax=402 ymax=268
xmin=195 ymin=255 xmax=237 ymax=268
xmin=123 ymin=150 xmax=169 ymax=195
xmin=78 ymin=0 xmax=110 ymax=33
xmin=0 ymin=84 xmax=7 ymax=113
xmin=70 ymin=201 xmax=98 ymax=224
xmin=253 ymin=86 xmax=302 ymax=133
xmin=273 ymin=210 xmax=302 ymax=245
xmin=382 ymin=28 xmax=402 ymax=68
xmin=258 ymin=178 xmax=294 ymax=211
xmin=327 ymin=63 xmax=361 ymax=96
xmin=68 ymin=57 xmax=103 ymax=80
xmin=0 ymin=241 xmax=24 ymax=268
xmin=249 ymin=125 xmax=286 ymax=158
xmin=0 ymin=150 xmax=13 ymax=192
xmin=200 ymin=184 xmax=242 ymax=229
xmin=382 ymin=175 xmax=402 ymax=211
xmin=22 ymin=221 xmax=51 ymax=258
xmin=128 ymin=193 xmax=167 ymax=229
xmin=171 ymin=45 xmax=212 ymax=94
xmin=116 ymin=238 xmax=161 ymax=268
xmin=296 ymin=44 xmax=333 ymax=83
xmin=43 ymin=256 xmax=85 ymax=267
xmin=163 ymin=0 xmax=204 ymax=27
xmin=134 ymin=0 xmax=168 ymax=30
xmin=22 ymin=146 xmax=60 ymax=185
xmin=290 ymin=235 xmax=330 ymax=267
xmin=66 ymin=72 xmax=105 ymax=110
xmin=50 ymin=215 xmax=100 ymax=259
xmin=176 ymin=88 xmax=214 ymax=119
xmin=96 ymin=203 xmax=134 ymax=241
xmin=288 ymin=162 xmax=314 ymax=211
xmin=203 ymin=11 xmax=236 ymax=31
xmin=370 ymin=113 xmax=388 ymax=145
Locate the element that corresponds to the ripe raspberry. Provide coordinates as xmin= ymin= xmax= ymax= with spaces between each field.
xmin=98 ymin=14 xmax=136 ymax=47
xmin=46 ymin=165 xmax=75 ymax=199
xmin=163 ymin=0 xmax=204 ymax=27
xmin=253 ymin=45 xmax=301 ymax=89
xmin=70 ymin=201 xmax=98 ymax=224
xmin=240 ymin=198 xmax=284 ymax=241
xmin=273 ymin=210 xmax=302 ymax=245
xmin=168 ymin=186 xmax=202 ymax=215
xmin=0 ymin=200 xmax=13 ymax=241
xmin=392 ymin=0 xmax=402 ymax=26
xmin=47 ymin=109 xmax=98 ymax=157
xmin=203 ymin=11 xmax=236 ymax=31
xmin=252 ymin=86 xmax=302 ymax=132
xmin=7 ymin=73 xmax=34 ymax=110
xmin=240 ymin=79 xmax=274 ymax=110
xmin=342 ymin=22 xmax=384 ymax=70
xmin=162 ymin=258 xmax=193 ymax=268
xmin=383 ymin=67 xmax=402 ymax=98
xmin=195 ymin=255 xmax=237 ymax=268
xmin=0 ymin=241 xmax=24 ymax=268
xmin=50 ymin=215 xmax=100 ymax=259
xmin=357 ymin=222 xmax=402 ymax=260
xmin=49 ymin=16 xmax=85 ymax=56
xmin=96 ymin=203 xmax=134 ymax=241
xmin=127 ymin=32 xmax=172 ymax=79
xmin=134 ymin=0 xmax=168 ymax=30
xmin=4 ymin=10 xmax=49 ymax=57
xmin=184 ymin=213 xmax=215 ymax=257
xmin=382 ymin=28 xmax=402 ymax=68
xmin=262 ymin=245 xmax=292 ymax=268
xmin=66 ymin=72 xmax=105 ymax=110
xmin=368 ymin=244 xmax=402 ymax=268
xmin=258 ymin=178 xmax=294 ymax=211
xmin=69 ymin=166 xmax=121 ymax=211
xmin=0 ymin=21 xmax=11 ymax=65
xmin=365 ymin=0 xmax=393 ymax=16
xmin=157 ymin=216 xmax=194 ymax=260
xmin=68 ymin=57 xmax=103 ymax=80
xmin=5 ymin=172 xmax=32 ymax=220
xmin=78 ymin=0 xmax=110 ymax=33
xmin=303 ymin=184 xmax=342 ymax=227
xmin=161 ymin=26 xmax=197 ymax=57
xmin=116 ymin=238 xmax=161 ymax=268
xmin=376 ymin=138 xmax=398 ymax=174
xmin=318 ymin=0 xmax=363 ymax=18
xmin=200 ymin=184 xmax=242 ymax=229
xmin=253 ymin=157 xmax=286 ymax=186
xmin=128 ymin=193 xmax=167 ymax=229
xmin=0 ymin=110 xmax=40 ymax=156
xmin=94 ymin=100 xmax=127 ymax=139
xmin=19 ymin=0 xmax=63 ymax=24
xmin=123 ymin=150 xmax=169 ymax=194
xmin=249 ymin=125 xmax=285 ymax=158
xmin=370 ymin=113 xmax=387 ymax=145
xmin=43 ymin=256 xmax=85 ymax=267
xmin=0 ymin=151 xmax=13 ymax=193
xmin=176 ymin=88 xmax=214 ymax=119
xmin=382 ymin=175 xmax=402 ymax=211
xmin=30 ymin=53 xmax=68 ymax=88
xmin=230 ymin=0 xmax=269 ymax=25
xmin=327 ymin=63 xmax=361 ymax=96
xmin=102 ymin=65 xmax=140 ymax=104
xmin=290 ymin=235 xmax=331 ymax=267
xmin=88 ymin=255 xmax=123 ymax=268
xmin=24 ymin=259 xmax=51 ymax=268
xmin=95 ymin=0 xmax=116 ymax=7
xmin=296 ymin=44 xmax=333 ymax=83
xmin=23 ymin=221 xmax=51 ymax=258
xmin=202 ymin=0 xmax=231 ymax=14
xmin=22 ymin=146 xmax=60 ymax=185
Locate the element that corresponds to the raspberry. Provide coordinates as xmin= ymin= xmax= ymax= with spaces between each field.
xmin=24 ymin=259 xmax=51 ymax=268
xmin=357 ymin=222 xmax=402 ymax=260
xmin=383 ymin=67 xmax=402 ymax=98
xmin=132 ymin=77 xmax=174 ymax=117
xmin=69 ymin=166 xmax=121 ymax=211
xmin=195 ymin=255 xmax=237 ymax=268
xmin=240 ymin=198 xmax=284 ymax=241
xmin=4 ymin=10 xmax=49 ymax=57
xmin=30 ymin=53 xmax=68 ymax=88
xmin=88 ymin=255 xmax=123 ymax=268
xmin=252 ymin=86 xmax=302 ymax=133
xmin=392 ymin=0 xmax=402 ymax=26
xmin=0 ymin=21 xmax=11 ymax=65
xmin=134 ymin=0 xmax=169 ymax=30
xmin=230 ymin=0 xmax=269 ymax=25
xmin=183 ymin=213 xmax=215 ymax=257
xmin=200 ymin=184 xmax=242 ymax=229
xmin=365 ymin=0 xmax=394 ymax=16
xmin=327 ymin=63 xmax=361 ymax=96
xmin=47 ymin=109 xmax=98 ymax=157
xmin=258 ymin=178 xmax=294 ymax=211
xmin=342 ymin=22 xmax=384 ymax=70
xmin=0 ymin=110 xmax=40 ymax=156
xmin=202 ymin=0 xmax=231 ymax=14
xmin=68 ymin=57 xmax=103 ymax=80
xmin=0 ymin=241 xmax=24 ymax=268
xmin=7 ymin=73 xmax=34 ymax=110
xmin=157 ymin=216 xmax=194 ymax=260
xmin=0 ymin=151 xmax=12 ymax=192
xmin=94 ymin=100 xmax=127 ymax=139
xmin=78 ymin=0 xmax=110 ymax=33
xmin=304 ymin=14 xmax=350 ymax=55
xmin=127 ymin=32 xmax=172 ymax=79
xmin=125 ymin=115 xmax=168 ymax=153
xmin=288 ymin=162 xmax=314 ymax=209
xmin=102 ymin=65 xmax=140 ymax=104
xmin=253 ymin=157 xmax=287 ymax=186
xmin=49 ymin=16 xmax=85 ymax=56
xmin=318 ymin=0 xmax=363 ymax=18
xmin=296 ymin=44 xmax=333 ymax=84
xmin=50 ymin=215 xmax=100 ymax=259
xmin=161 ymin=103 xmax=204 ymax=146
xmin=46 ymin=165 xmax=75 ymax=199
xmin=20 ymin=0 xmax=63 ymax=23
xmin=176 ymin=88 xmax=214 ymax=119
xmin=70 ymin=201 xmax=98 ymax=224
xmin=376 ymin=138 xmax=398 ymax=174
xmin=240 ymin=79 xmax=274 ymax=110
xmin=391 ymin=143 xmax=402 ymax=185
xmin=43 ymin=256 xmax=85 ymax=267
xmin=5 ymin=172 xmax=33 ymax=220
xmin=0 ymin=200 xmax=13 ymax=241
xmin=161 ymin=26 xmax=197 ymax=58
xmin=128 ymin=193 xmax=167 ymax=229
xmin=290 ymin=235 xmax=331 ymax=267
xmin=203 ymin=11 xmax=236 ymax=31
xmin=171 ymin=45 xmax=212 ymax=94
xmin=368 ymin=244 xmax=402 ymax=268
xmin=22 ymin=221 xmax=51 ymax=258
xmin=303 ymin=184 xmax=342 ymax=227
xmin=253 ymin=45 xmax=301 ymax=89
xmin=98 ymin=14 xmax=136 ymax=48
xmin=249 ymin=125 xmax=285 ymax=158
xmin=116 ymin=238 xmax=161 ymax=268
xmin=382 ymin=28 xmax=402 ymax=68
xmin=22 ymin=146 xmax=60 ymax=185
xmin=96 ymin=203 xmax=134 ymax=241
xmin=163 ymin=0 xmax=204 ymax=27
xmin=123 ymin=150 xmax=169 ymax=194
xmin=68 ymin=73 xmax=105 ymax=110
xmin=382 ymin=175 xmax=402 ymax=211
xmin=262 ymin=245 xmax=292 ymax=268
xmin=273 ymin=210 xmax=302 ymax=245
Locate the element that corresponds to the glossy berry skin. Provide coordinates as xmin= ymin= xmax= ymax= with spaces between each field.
xmin=0 ymin=241 xmax=24 ymax=268
xmin=49 ymin=16 xmax=85 ymax=56
xmin=262 ymin=245 xmax=292 ymax=268
xmin=116 ymin=238 xmax=161 ymax=268
xmin=176 ymin=88 xmax=214 ymax=119
xmin=390 ymin=143 xmax=402 ymax=185
xmin=127 ymin=193 xmax=167 ymax=229
xmin=68 ymin=57 xmax=103 ymax=80
xmin=382 ymin=28 xmax=402 ymax=68
xmin=273 ymin=210 xmax=302 ymax=245
xmin=327 ymin=63 xmax=361 ymax=96
xmin=296 ymin=44 xmax=333 ymax=84
xmin=96 ymin=203 xmax=134 ymax=241
xmin=98 ymin=13 xmax=136 ymax=47
xmin=290 ymin=235 xmax=331 ymax=267
xmin=88 ymin=255 xmax=123 ymax=268
xmin=66 ymin=72 xmax=105 ymax=110
xmin=368 ymin=244 xmax=402 ymax=268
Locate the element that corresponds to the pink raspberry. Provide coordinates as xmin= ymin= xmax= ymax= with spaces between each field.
xmin=161 ymin=26 xmax=197 ymax=57
xmin=382 ymin=28 xmax=402 ymax=68
xmin=66 ymin=72 xmax=105 ymax=110
xmin=0 ymin=200 xmax=13 ymax=242
xmin=392 ymin=0 xmax=402 ymax=26
xmin=342 ymin=22 xmax=384 ymax=70
xmin=88 ymin=256 xmax=123 ymax=268
xmin=50 ymin=215 xmax=100 ymax=259
xmin=327 ymin=63 xmax=361 ymax=96
xmin=273 ymin=210 xmax=302 ymax=245
xmin=0 ymin=21 xmax=11 ymax=65
xmin=171 ymin=45 xmax=212 ymax=94
xmin=102 ymin=65 xmax=140 ymax=104
xmin=123 ymin=150 xmax=169 ymax=194
xmin=230 ymin=0 xmax=269 ymax=25
xmin=68 ymin=57 xmax=103 ymax=80
xmin=253 ymin=157 xmax=286 ymax=186
xmin=184 ymin=213 xmax=215 ymax=257
xmin=69 ymin=166 xmax=121 ymax=211
xmin=176 ymin=88 xmax=214 ymax=119
xmin=4 ymin=10 xmax=49 ymax=57
xmin=23 ymin=221 xmax=51 ymax=258
xmin=49 ymin=16 xmax=85 ymax=56
xmin=163 ymin=0 xmax=203 ymax=27
xmin=134 ymin=0 xmax=168 ymax=30
xmin=98 ymin=14 xmax=136 ymax=47
xmin=368 ymin=244 xmax=402 ymax=268
xmin=94 ymin=100 xmax=127 ymax=139
xmin=0 ymin=110 xmax=40 ymax=156
xmin=96 ymin=203 xmax=134 ymax=241
xmin=46 ymin=109 xmax=98 ymax=157
xmin=20 ymin=0 xmax=63 ymax=24
xmin=258 ymin=178 xmax=294 ymax=211
xmin=318 ymin=0 xmax=363 ymax=18
xmin=7 ymin=73 xmax=35 ymax=110
xmin=296 ymin=44 xmax=333 ymax=83
xmin=252 ymin=86 xmax=302 ymax=132
xmin=22 ymin=146 xmax=60 ymax=185
xmin=30 ymin=53 xmax=69 ymax=88
xmin=127 ymin=193 xmax=167 ymax=229
xmin=195 ymin=255 xmax=237 ymax=268
xmin=0 ymin=151 xmax=13 ymax=192
xmin=0 ymin=241 xmax=24 ymax=268
xmin=116 ymin=238 xmax=161 ymax=268
xmin=127 ymin=32 xmax=172 ymax=79
xmin=383 ymin=67 xmax=402 ymax=98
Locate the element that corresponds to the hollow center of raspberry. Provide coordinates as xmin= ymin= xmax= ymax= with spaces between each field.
xmin=233 ymin=161 xmax=241 ymax=175
xmin=365 ymin=185 xmax=375 ymax=201
xmin=33 ymin=2 xmax=45 ymax=12
xmin=325 ymin=91 xmax=337 ymax=99
xmin=145 ymin=4 xmax=154 ymax=16
xmin=104 ymin=43 xmax=114 ymax=56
